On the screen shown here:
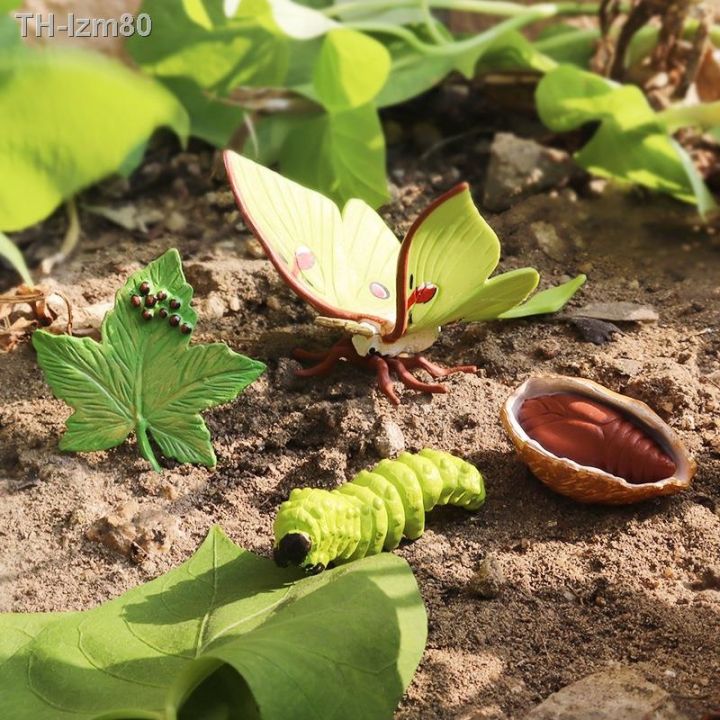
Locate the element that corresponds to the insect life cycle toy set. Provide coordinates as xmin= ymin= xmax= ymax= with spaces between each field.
xmin=33 ymin=155 xmax=697 ymax=578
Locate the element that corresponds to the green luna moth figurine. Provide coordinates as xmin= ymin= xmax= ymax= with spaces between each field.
xmin=224 ymin=151 xmax=585 ymax=404
xmin=273 ymin=449 xmax=485 ymax=572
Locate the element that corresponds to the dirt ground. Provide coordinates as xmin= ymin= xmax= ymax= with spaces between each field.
xmin=1 ymin=110 xmax=719 ymax=718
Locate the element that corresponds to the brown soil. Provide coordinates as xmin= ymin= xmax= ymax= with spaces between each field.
xmin=1 ymin=137 xmax=719 ymax=719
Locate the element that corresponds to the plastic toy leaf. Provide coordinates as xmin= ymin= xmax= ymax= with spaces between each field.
xmin=536 ymin=65 xmax=716 ymax=214
xmin=0 ymin=527 xmax=426 ymax=720
xmin=0 ymin=47 xmax=188 ymax=232
xmin=33 ymin=250 xmax=265 ymax=471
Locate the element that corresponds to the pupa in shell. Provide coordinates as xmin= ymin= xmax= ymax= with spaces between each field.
xmin=501 ymin=376 xmax=696 ymax=504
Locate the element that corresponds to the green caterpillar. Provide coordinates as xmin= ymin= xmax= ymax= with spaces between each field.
xmin=273 ymin=449 xmax=485 ymax=571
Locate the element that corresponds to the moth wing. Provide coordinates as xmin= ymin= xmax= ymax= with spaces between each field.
xmin=224 ymin=151 xmax=396 ymax=326
xmin=340 ymin=198 xmax=400 ymax=328
xmin=499 ymin=274 xmax=586 ymax=319
xmin=450 ymin=267 xmax=540 ymax=322
xmin=384 ymin=184 xmax=501 ymax=341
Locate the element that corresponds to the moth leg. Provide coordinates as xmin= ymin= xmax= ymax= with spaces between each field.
xmin=368 ymin=355 xmax=400 ymax=406
xmin=292 ymin=348 xmax=330 ymax=361
xmin=293 ymin=338 xmax=357 ymax=377
xmin=406 ymin=356 xmax=477 ymax=378
xmin=387 ymin=358 xmax=446 ymax=394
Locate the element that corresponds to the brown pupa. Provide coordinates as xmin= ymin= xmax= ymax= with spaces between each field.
xmin=501 ymin=376 xmax=696 ymax=504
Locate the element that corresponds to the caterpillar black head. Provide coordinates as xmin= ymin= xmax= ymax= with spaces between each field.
xmin=273 ymin=532 xmax=313 ymax=568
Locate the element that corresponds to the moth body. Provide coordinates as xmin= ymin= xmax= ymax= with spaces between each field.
xmin=351 ymin=326 xmax=440 ymax=358
xmin=273 ymin=450 xmax=486 ymax=570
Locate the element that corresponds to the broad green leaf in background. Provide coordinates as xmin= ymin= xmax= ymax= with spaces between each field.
xmin=313 ymin=28 xmax=391 ymax=111
xmin=0 ymin=232 xmax=32 ymax=285
xmin=0 ymin=526 xmax=427 ymax=720
xmin=0 ymin=47 xmax=188 ymax=232
xmin=536 ymin=65 xmax=717 ymax=214
xmin=0 ymin=1 xmax=21 ymax=49
xmin=499 ymin=273 xmax=587 ymax=319
xmin=161 ymin=76 xmax=247 ymax=148
xmin=33 ymin=250 xmax=265 ymax=472
xmin=127 ymin=0 xmax=288 ymax=92
xmin=268 ymin=0 xmax=338 ymax=38
xmin=375 ymin=17 xmax=557 ymax=109
xmin=281 ymin=104 xmax=389 ymax=207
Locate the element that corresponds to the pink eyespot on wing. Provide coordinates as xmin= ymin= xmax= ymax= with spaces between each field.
xmin=295 ymin=246 xmax=316 ymax=271
xmin=369 ymin=281 xmax=390 ymax=299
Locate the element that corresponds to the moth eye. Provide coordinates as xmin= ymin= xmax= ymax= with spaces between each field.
xmin=180 ymin=323 xmax=193 ymax=335
xmin=169 ymin=314 xmax=181 ymax=327
xmin=158 ymin=308 xmax=168 ymax=319
xmin=130 ymin=295 xmax=142 ymax=307
xmin=169 ymin=299 xmax=182 ymax=310
xmin=139 ymin=282 xmax=151 ymax=296
xmin=369 ymin=281 xmax=390 ymax=299
xmin=156 ymin=291 xmax=167 ymax=301
xmin=409 ymin=274 xmax=414 ymax=289
xmin=145 ymin=295 xmax=157 ymax=308
xmin=142 ymin=309 xmax=154 ymax=320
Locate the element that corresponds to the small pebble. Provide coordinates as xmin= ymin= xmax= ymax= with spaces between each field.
xmin=373 ymin=419 xmax=405 ymax=457
xmin=166 ymin=211 xmax=187 ymax=233
xmin=467 ymin=553 xmax=505 ymax=599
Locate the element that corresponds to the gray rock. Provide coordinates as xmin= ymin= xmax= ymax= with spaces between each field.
xmin=483 ymin=133 xmax=580 ymax=211
xmin=373 ymin=419 xmax=405 ymax=458
xmin=525 ymin=667 xmax=690 ymax=720
xmin=570 ymin=302 xmax=659 ymax=323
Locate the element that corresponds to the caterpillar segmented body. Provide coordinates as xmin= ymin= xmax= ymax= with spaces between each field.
xmin=273 ymin=449 xmax=485 ymax=571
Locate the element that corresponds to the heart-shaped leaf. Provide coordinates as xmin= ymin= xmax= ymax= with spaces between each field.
xmin=0 ymin=527 xmax=427 ymax=720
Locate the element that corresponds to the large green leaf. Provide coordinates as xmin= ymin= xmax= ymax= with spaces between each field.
xmin=536 ymin=65 xmax=716 ymax=213
xmin=0 ymin=526 xmax=427 ymax=720
xmin=33 ymin=250 xmax=265 ymax=471
xmin=0 ymin=47 xmax=188 ymax=232
xmin=161 ymin=76 xmax=247 ymax=148
xmin=0 ymin=2 xmax=21 ymax=49
xmin=281 ymin=104 xmax=389 ymax=207
xmin=127 ymin=0 xmax=288 ymax=92
xmin=313 ymin=28 xmax=391 ymax=111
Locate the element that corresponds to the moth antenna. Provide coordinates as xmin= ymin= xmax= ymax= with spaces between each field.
xmin=314 ymin=316 xmax=375 ymax=337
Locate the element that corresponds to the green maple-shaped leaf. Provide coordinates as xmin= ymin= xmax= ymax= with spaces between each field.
xmin=0 ymin=527 xmax=427 ymax=720
xmin=33 ymin=249 xmax=265 ymax=471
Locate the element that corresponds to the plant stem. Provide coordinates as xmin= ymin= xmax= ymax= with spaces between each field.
xmin=657 ymin=101 xmax=720 ymax=132
xmin=420 ymin=0 xmax=450 ymax=44
xmin=323 ymin=0 xmax=601 ymax=18
xmin=136 ymin=419 xmax=161 ymax=473
xmin=348 ymin=9 xmax=557 ymax=56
